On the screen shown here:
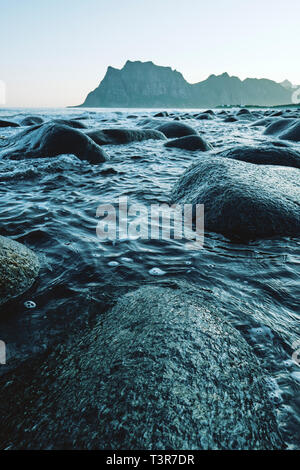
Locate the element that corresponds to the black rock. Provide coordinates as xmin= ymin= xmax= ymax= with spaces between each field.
xmin=217 ymin=145 xmax=300 ymax=169
xmin=279 ymin=120 xmax=300 ymax=142
xmin=86 ymin=128 xmax=166 ymax=145
xmin=224 ymin=116 xmax=238 ymax=122
xmin=157 ymin=122 xmax=197 ymax=138
xmin=264 ymin=118 xmax=296 ymax=135
xmin=171 ymin=156 xmax=300 ymax=239
xmin=196 ymin=113 xmax=213 ymax=120
xmin=20 ymin=116 xmax=44 ymax=126
xmin=0 ymin=119 xmax=19 ymax=128
xmin=0 ymin=123 xmax=108 ymax=164
xmin=165 ymin=135 xmax=211 ymax=151
xmin=153 ymin=111 xmax=169 ymax=117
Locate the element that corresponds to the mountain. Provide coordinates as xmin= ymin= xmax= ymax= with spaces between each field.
xmin=78 ymin=60 xmax=293 ymax=108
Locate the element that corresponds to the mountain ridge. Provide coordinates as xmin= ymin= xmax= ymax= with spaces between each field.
xmin=77 ymin=60 xmax=294 ymax=108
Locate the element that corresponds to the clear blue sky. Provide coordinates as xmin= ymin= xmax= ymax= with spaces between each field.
xmin=1 ymin=0 xmax=299 ymax=107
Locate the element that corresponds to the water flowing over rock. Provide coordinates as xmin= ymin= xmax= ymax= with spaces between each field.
xmin=86 ymin=127 xmax=166 ymax=145
xmin=20 ymin=116 xmax=44 ymax=126
xmin=171 ymin=156 xmax=300 ymax=239
xmin=165 ymin=135 xmax=211 ymax=151
xmin=0 ymin=282 xmax=284 ymax=449
xmin=157 ymin=122 xmax=198 ymax=138
xmin=0 ymin=122 xmax=108 ymax=164
xmin=0 ymin=236 xmax=40 ymax=306
xmin=217 ymin=145 xmax=300 ymax=169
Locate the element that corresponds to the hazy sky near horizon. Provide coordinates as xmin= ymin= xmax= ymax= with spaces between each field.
xmin=1 ymin=0 xmax=299 ymax=107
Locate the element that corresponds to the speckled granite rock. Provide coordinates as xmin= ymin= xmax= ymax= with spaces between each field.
xmin=0 ymin=281 xmax=284 ymax=449
xmin=0 ymin=235 xmax=40 ymax=305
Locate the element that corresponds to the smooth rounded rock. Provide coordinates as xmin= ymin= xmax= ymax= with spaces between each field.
xmin=157 ymin=122 xmax=198 ymax=138
xmin=86 ymin=128 xmax=166 ymax=145
xmin=217 ymin=145 xmax=300 ymax=169
xmin=0 ymin=123 xmax=108 ymax=164
xmin=0 ymin=281 xmax=284 ymax=449
xmin=171 ymin=156 xmax=300 ymax=239
xmin=0 ymin=236 xmax=40 ymax=306
xmin=165 ymin=135 xmax=211 ymax=151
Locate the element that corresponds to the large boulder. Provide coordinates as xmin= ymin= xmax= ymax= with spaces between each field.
xmin=171 ymin=156 xmax=300 ymax=239
xmin=0 ymin=123 xmax=108 ymax=164
xmin=165 ymin=135 xmax=211 ymax=151
xmin=156 ymin=122 xmax=198 ymax=138
xmin=86 ymin=127 xmax=166 ymax=145
xmin=263 ymin=118 xmax=296 ymax=136
xmin=279 ymin=120 xmax=300 ymax=142
xmin=50 ymin=119 xmax=88 ymax=129
xmin=0 ymin=281 xmax=283 ymax=449
xmin=217 ymin=145 xmax=300 ymax=169
xmin=0 ymin=236 xmax=40 ymax=306
xmin=0 ymin=119 xmax=19 ymax=128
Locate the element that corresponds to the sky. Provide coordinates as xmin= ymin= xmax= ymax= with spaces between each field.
xmin=1 ymin=0 xmax=299 ymax=107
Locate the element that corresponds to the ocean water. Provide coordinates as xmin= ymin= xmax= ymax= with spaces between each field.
xmin=0 ymin=107 xmax=299 ymax=448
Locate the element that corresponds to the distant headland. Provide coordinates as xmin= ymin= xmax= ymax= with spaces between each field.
xmin=75 ymin=60 xmax=297 ymax=108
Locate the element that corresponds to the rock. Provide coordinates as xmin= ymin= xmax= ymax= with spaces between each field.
xmin=157 ymin=122 xmax=198 ymax=138
xmin=50 ymin=119 xmax=88 ymax=129
xmin=250 ymin=118 xmax=275 ymax=127
xmin=264 ymin=118 xmax=296 ymax=135
xmin=0 ymin=281 xmax=284 ymax=449
xmin=171 ymin=156 xmax=300 ymax=239
xmin=0 ymin=120 xmax=19 ymax=128
xmin=0 ymin=236 xmax=40 ymax=306
xmin=196 ymin=113 xmax=213 ymax=120
xmin=153 ymin=111 xmax=169 ymax=117
xmin=279 ymin=120 xmax=300 ymax=142
xmin=0 ymin=123 xmax=108 ymax=164
xmin=20 ymin=116 xmax=44 ymax=126
xmin=217 ymin=145 xmax=300 ymax=169
xmin=237 ymin=108 xmax=252 ymax=116
xmin=85 ymin=128 xmax=166 ymax=145
xmin=165 ymin=135 xmax=211 ymax=151
xmin=224 ymin=116 xmax=238 ymax=122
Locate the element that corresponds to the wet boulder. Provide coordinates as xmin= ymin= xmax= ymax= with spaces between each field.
xmin=236 ymin=108 xmax=252 ymax=116
xmin=85 ymin=128 xmax=166 ymax=145
xmin=0 ymin=281 xmax=284 ymax=449
xmin=217 ymin=145 xmax=300 ymax=169
xmin=264 ymin=118 xmax=296 ymax=136
xmin=0 ymin=236 xmax=40 ymax=306
xmin=171 ymin=156 xmax=300 ymax=239
xmin=20 ymin=116 xmax=44 ymax=126
xmin=0 ymin=120 xmax=19 ymax=128
xmin=165 ymin=135 xmax=211 ymax=151
xmin=153 ymin=111 xmax=169 ymax=117
xmin=50 ymin=119 xmax=88 ymax=129
xmin=224 ymin=116 xmax=238 ymax=123
xmin=196 ymin=113 xmax=213 ymax=120
xmin=0 ymin=123 xmax=108 ymax=164
xmin=156 ymin=122 xmax=198 ymax=138
xmin=279 ymin=120 xmax=300 ymax=142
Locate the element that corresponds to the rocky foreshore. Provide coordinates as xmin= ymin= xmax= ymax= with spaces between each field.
xmin=0 ymin=105 xmax=299 ymax=449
